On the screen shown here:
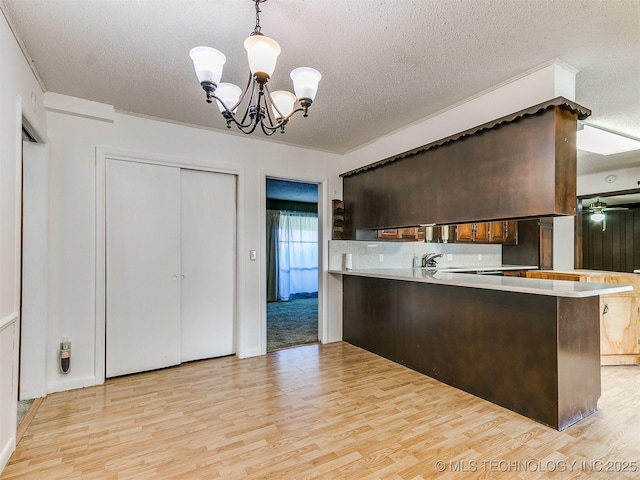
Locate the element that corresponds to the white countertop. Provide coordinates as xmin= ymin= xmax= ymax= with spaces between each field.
xmin=329 ymin=267 xmax=633 ymax=298
xmin=437 ymin=264 xmax=537 ymax=273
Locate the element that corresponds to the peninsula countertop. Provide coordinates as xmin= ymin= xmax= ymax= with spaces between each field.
xmin=329 ymin=267 xmax=633 ymax=298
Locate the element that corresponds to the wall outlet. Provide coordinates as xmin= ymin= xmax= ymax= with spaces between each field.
xmin=379 ymin=253 xmax=384 ymax=263
xmin=477 ymin=254 xmax=482 ymax=260
xmin=447 ymin=254 xmax=453 ymax=261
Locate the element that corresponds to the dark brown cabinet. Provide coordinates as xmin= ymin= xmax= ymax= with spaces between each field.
xmin=342 ymin=274 xmax=601 ymax=430
xmin=342 ymin=100 xmax=589 ymax=239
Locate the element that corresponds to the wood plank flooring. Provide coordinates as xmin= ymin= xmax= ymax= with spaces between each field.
xmin=2 ymin=342 xmax=639 ymax=479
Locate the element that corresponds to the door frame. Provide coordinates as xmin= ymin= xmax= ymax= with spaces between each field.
xmin=95 ymin=148 xmax=241 ymax=384
xmin=260 ymin=170 xmax=329 ymax=352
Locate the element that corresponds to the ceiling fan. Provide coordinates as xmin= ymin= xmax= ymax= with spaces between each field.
xmin=585 ymin=198 xmax=629 ymax=231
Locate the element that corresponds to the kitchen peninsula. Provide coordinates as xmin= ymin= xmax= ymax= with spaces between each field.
xmin=331 ymin=267 xmax=631 ymax=430
xmin=334 ymin=97 xmax=633 ymax=430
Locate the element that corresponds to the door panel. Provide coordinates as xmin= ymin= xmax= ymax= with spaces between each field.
xmin=106 ymin=160 xmax=181 ymax=377
xmin=180 ymin=170 xmax=236 ymax=361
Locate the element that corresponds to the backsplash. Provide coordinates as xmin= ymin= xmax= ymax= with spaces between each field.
xmin=328 ymin=240 xmax=502 ymax=271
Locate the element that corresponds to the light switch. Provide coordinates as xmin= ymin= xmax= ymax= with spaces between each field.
xmin=250 ymin=250 xmax=257 ymax=261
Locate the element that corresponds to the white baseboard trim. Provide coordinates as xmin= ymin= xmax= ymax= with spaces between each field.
xmin=46 ymin=375 xmax=96 ymax=395
xmin=0 ymin=436 xmax=17 ymax=474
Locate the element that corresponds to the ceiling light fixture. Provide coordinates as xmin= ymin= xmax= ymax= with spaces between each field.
xmin=577 ymin=124 xmax=640 ymax=156
xmin=189 ymin=0 xmax=321 ymax=136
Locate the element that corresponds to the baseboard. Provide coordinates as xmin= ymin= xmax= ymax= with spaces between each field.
xmin=46 ymin=374 xmax=96 ymax=394
xmin=601 ymin=354 xmax=640 ymax=366
xmin=0 ymin=436 xmax=17 ymax=475
xmin=16 ymin=397 xmax=44 ymax=445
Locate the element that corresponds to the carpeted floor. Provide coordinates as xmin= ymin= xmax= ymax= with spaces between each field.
xmin=17 ymin=399 xmax=34 ymax=426
xmin=267 ymin=296 xmax=318 ymax=351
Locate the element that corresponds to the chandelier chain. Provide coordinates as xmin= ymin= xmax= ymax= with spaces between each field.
xmin=253 ymin=0 xmax=262 ymax=35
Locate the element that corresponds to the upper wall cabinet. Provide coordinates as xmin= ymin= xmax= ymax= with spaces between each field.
xmin=341 ymin=98 xmax=590 ymax=239
xmin=456 ymin=221 xmax=517 ymax=244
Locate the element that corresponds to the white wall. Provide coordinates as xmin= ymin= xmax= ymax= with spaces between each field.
xmin=43 ymin=93 xmax=342 ymax=393
xmin=578 ymin=165 xmax=640 ymax=196
xmin=341 ymin=61 xmax=577 ymax=173
xmin=0 ymin=9 xmax=46 ymax=472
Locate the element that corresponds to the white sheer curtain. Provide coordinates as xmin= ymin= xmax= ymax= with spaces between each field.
xmin=278 ymin=211 xmax=318 ymax=301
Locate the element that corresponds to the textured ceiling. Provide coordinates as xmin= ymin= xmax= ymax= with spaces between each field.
xmin=2 ymin=0 xmax=639 ymax=174
xmin=266 ymin=178 xmax=318 ymax=203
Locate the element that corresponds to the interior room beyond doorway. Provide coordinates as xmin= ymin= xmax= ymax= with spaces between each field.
xmin=266 ymin=178 xmax=319 ymax=351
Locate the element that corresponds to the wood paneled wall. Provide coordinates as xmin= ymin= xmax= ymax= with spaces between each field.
xmin=582 ymin=207 xmax=640 ymax=273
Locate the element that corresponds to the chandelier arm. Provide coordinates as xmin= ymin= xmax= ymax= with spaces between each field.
xmin=262 ymin=84 xmax=286 ymax=124
xmin=224 ymin=77 xmax=260 ymax=131
xmin=232 ymin=73 xmax=255 ymax=114
xmin=212 ymin=97 xmax=262 ymax=134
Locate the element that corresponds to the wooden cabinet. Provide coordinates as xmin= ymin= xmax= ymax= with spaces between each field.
xmin=343 ymin=101 xmax=587 ymax=239
xmin=377 ymin=222 xmax=516 ymax=243
xmin=376 ymin=227 xmax=425 ymax=241
xmin=456 ymin=223 xmax=481 ymax=242
xmin=539 ymin=219 xmax=553 ymax=269
xmin=526 ymin=270 xmax=640 ymax=365
xmin=456 ymin=221 xmax=517 ymax=244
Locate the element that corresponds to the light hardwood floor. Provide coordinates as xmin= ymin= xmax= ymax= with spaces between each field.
xmin=3 ymin=342 xmax=639 ymax=479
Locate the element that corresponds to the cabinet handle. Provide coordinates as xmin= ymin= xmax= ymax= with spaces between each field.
xmin=172 ymin=275 xmax=178 ymax=281
xmin=602 ymin=304 xmax=609 ymax=315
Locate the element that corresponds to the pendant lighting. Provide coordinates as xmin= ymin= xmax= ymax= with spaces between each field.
xmin=189 ymin=0 xmax=321 ymax=135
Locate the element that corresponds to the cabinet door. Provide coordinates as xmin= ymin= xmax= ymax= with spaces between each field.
xmin=487 ymin=222 xmax=505 ymax=242
xmin=399 ymin=227 xmax=421 ymax=240
xmin=504 ymin=221 xmax=518 ymax=243
xmin=475 ymin=222 xmax=489 ymax=242
xmin=600 ymin=296 xmax=639 ymax=355
xmin=377 ymin=229 xmax=400 ymax=239
xmin=106 ymin=160 xmax=182 ymax=377
xmin=181 ymin=170 xmax=236 ymax=362
xmin=456 ymin=223 xmax=474 ymax=242
xmin=539 ymin=220 xmax=553 ymax=269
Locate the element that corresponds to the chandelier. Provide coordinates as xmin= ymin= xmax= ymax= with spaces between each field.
xmin=189 ymin=0 xmax=321 ymax=136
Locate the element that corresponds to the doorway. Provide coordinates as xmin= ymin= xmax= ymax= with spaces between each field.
xmin=266 ymin=178 xmax=319 ymax=351
xmin=19 ymin=124 xmax=48 ymax=429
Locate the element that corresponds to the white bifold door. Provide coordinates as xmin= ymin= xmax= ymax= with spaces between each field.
xmin=106 ymin=160 xmax=235 ymax=378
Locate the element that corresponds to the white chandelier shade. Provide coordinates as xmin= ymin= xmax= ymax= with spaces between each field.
xmin=244 ymin=34 xmax=281 ymax=81
xmin=290 ymin=67 xmax=322 ymax=102
xmin=189 ymin=47 xmax=226 ymax=85
xmin=214 ymin=83 xmax=242 ymax=113
xmin=271 ymin=90 xmax=297 ymax=119
xmin=189 ymin=0 xmax=321 ymax=136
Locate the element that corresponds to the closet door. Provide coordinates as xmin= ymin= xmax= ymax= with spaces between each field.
xmin=180 ymin=169 xmax=236 ymax=361
xmin=106 ymin=160 xmax=181 ymax=377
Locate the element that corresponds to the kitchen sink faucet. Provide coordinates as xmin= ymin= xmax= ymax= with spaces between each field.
xmin=422 ymin=253 xmax=443 ymax=268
